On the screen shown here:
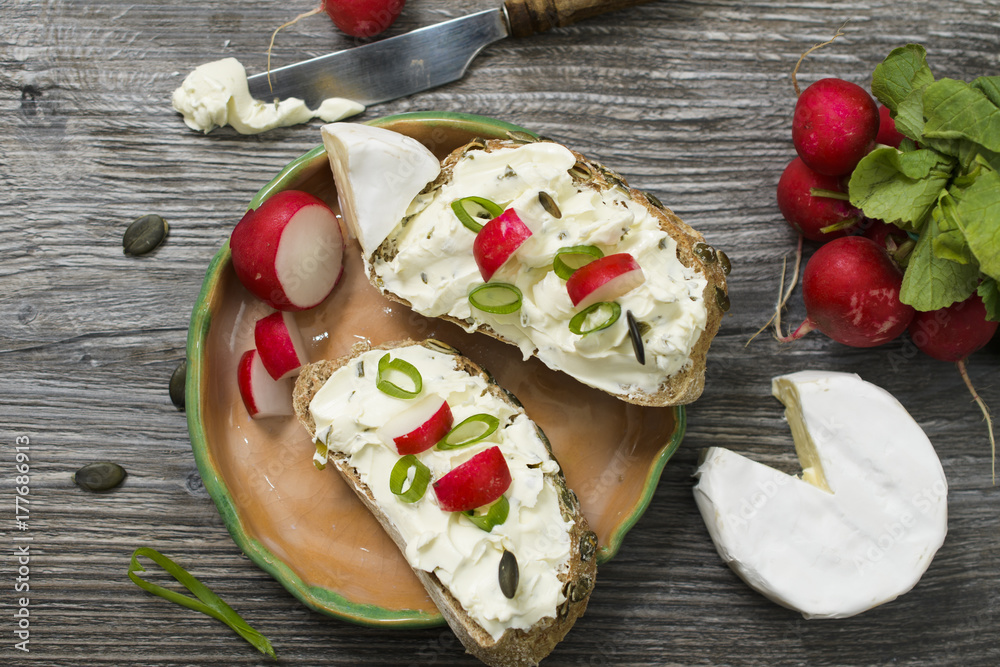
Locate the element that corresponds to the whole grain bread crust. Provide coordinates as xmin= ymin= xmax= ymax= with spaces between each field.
xmin=367 ymin=138 xmax=729 ymax=407
xmin=293 ymin=339 xmax=599 ymax=667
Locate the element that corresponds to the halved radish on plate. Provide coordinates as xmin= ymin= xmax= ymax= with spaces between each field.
xmin=237 ymin=349 xmax=294 ymax=419
xmin=378 ymin=396 xmax=454 ymax=455
xmin=433 ymin=446 xmax=512 ymax=512
xmin=230 ymin=190 xmax=344 ymax=311
xmin=254 ymin=311 xmax=308 ymax=380
xmin=566 ymin=253 xmax=645 ymax=309
xmin=473 ymin=209 xmax=533 ymax=282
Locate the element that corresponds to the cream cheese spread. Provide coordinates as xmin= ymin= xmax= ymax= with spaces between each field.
xmin=309 ymin=344 xmax=572 ymax=640
xmin=172 ymin=58 xmax=364 ymax=134
xmin=370 ymin=142 xmax=710 ymax=397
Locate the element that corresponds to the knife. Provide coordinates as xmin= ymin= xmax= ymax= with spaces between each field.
xmin=247 ymin=0 xmax=653 ymax=109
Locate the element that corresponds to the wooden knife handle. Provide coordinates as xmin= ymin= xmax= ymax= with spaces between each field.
xmin=504 ymin=0 xmax=653 ymax=38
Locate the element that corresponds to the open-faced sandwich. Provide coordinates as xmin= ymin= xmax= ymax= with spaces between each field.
xmin=292 ymin=339 xmax=598 ymax=667
xmin=322 ymin=123 xmax=729 ymax=407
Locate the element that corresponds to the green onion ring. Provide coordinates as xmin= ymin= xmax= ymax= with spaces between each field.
xmin=376 ymin=353 xmax=422 ymax=399
xmin=464 ymin=495 xmax=510 ymax=532
xmin=127 ymin=547 xmax=277 ymax=659
xmin=569 ymin=301 xmax=621 ymax=335
xmin=389 ymin=455 xmax=431 ymax=503
xmin=552 ymin=245 xmax=604 ymax=280
xmin=451 ymin=196 xmax=504 ymax=233
xmin=469 ymin=283 xmax=523 ymax=315
xmin=437 ymin=414 xmax=501 ymax=450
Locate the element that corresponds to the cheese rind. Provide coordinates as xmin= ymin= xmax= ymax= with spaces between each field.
xmin=693 ymin=370 xmax=948 ymax=619
xmin=321 ymin=122 xmax=441 ymax=258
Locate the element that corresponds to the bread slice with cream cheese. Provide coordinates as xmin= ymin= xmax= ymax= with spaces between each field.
xmin=322 ymin=123 xmax=729 ymax=407
xmin=292 ymin=339 xmax=598 ymax=667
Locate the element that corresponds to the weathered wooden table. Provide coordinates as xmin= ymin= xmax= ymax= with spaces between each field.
xmin=3 ymin=0 xmax=998 ymax=664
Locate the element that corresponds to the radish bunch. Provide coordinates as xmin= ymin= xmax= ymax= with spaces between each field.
xmin=776 ymin=77 xmax=913 ymax=348
xmin=773 ymin=52 xmax=998 ymax=474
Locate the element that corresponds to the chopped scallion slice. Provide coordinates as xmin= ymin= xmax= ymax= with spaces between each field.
xmin=469 ymin=283 xmax=523 ymax=315
xmin=552 ymin=245 xmax=604 ymax=280
xmin=313 ymin=440 xmax=329 ymax=470
xmin=389 ymin=455 xmax=430 ymax=503
xmin=569 ymin=301 xmax=621 ymax=335
xmin=437 ymin=414 xmax=501 ymax=450
xmin=464 ymin=495 xmax=510 ymax=532
xmin=451 ymin=196 xmax=504 ymax=233
xmin=127 ymin=547 xmax=277 ymax=659
xmin=376 ymin=353 xmax=422 ymax=399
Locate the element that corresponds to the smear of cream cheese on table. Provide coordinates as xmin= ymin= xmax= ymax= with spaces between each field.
xmin=171 ymin=57 xmax=364 ymax=134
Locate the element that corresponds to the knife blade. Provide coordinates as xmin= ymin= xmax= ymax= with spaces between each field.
xmin=247 ymin=0 xmax=652 ymax=109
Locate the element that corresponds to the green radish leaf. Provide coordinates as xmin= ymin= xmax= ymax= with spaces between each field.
xmin=900 ymin=211 xmax=980 ymax=311
xmin=848 ymin=147 xmax=954 ymax=230
xmin=978 ymin=277 xmax=1000 ymax=322
xmin=932 ymin=192 xmax=977 ymax=264
xmin=950 ymin=167 xmax=1000 ymax=281
xmin=871 ymin=44 xmax=935 ymax=112
xmin=893 ymin=86 xmax=928 ymax=141
xmin=923 ymin=78 xmax=1000 ymax=153
xmin=971 ymin=76 xmax=1000 ymax=109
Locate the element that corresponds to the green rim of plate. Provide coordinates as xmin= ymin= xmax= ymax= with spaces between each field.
xmin=186 ymin=111 xmax=685 ymax=628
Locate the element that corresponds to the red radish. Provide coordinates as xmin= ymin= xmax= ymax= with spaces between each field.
xmin=230 ymin=190 xmax=344 ymax=311
xmin=863 ymin=219 xmax=910 ymax=254
xmin=433 ymin=446 xmax=511 ymax=512
xmin=566 ymin=253 xmax=645 ymax=309
xmin=909 ymin=293 xmax=998 ymax=480
xmin=781 ymin=236 xmax=914 ymax=347
xmin=792 ymin=78 xmax=879 ymax=176
xmin=378 ymin=396 xmax=453 ymax=455
xmin=237 ymin=349 xmax=294 ymax=419
xmin=254 ymin=311 xmax=308 ymax=380
xmin=909 ymin=293 xmax=998 ymax=363
xmin=776 ymin=157 xmax=862 ymax=242
xmin=876 ymin=105 xmax=907 ymax=148
xmin=473 ymin=209 xmax=533 ymax=282
xmin=325 ymin=0 xmax=405 ymax=38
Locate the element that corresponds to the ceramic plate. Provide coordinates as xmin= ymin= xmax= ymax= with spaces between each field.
xmin=187 ymin=112 xmax=685 ymax=627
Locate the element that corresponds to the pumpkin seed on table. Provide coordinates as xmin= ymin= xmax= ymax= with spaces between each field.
xmin=169 ymin=359 xmax=186 ymax=410
xmin=74 ymin=462 xmax=127 ymax=492
xmin=123 ymin=214 xmax=168 ymax=256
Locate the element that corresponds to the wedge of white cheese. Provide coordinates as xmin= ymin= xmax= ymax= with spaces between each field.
xmin=693 ymin=370 xmax=948 ymax=619
xmin=321 ymin=122 xmax=440 ymax=258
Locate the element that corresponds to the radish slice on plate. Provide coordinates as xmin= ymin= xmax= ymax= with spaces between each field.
xmin=473 ymin=209 xmax=533 ymax=282
xmin=254 ymin=311 xmax=308 ymax=380
xmin=433 ymin=446 xmax=512 ymax=512
xmin=230 ymin=190 xmax=344 ymax=311
xmin=566 ymin=253 xmax=645 ymax=309
xmin=237 ymin=349 xmax=294 ymax=419
xmin=378 ymin=396 xmax=454 ymax=455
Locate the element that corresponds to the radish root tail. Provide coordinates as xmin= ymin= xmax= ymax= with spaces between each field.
xmin=267 ymin=3 xmax=326 ymax=95
xmin=748 ymin=234 xmax=805 ymax=346
xmin=791 ymin=22 xmax=849 ymax=96
xmin=957 ymin=359 xmax=996 ymax=485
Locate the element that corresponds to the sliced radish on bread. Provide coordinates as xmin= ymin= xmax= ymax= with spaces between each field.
xmin=473 ymin=209 xmax=534 ymax=282
xmin=230 ymin=190 xmax=344 ymax=311
xmin=566 ymin=253 xmax=645 ymax=309
xmin=377 ymin=396 xmax=454 ymax=455
xmin=254 ymin=311 xmax=308 ymax=380
xmin=237 ymin=349 xmax=294 ymax=418
xmin=433 ymin=446 xmax=512 ymax=512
